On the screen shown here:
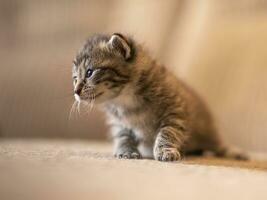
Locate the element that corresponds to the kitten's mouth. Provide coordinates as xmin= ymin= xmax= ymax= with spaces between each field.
xmin=74 ymin=94 xmax=81 ymax=102
xmin=74 ymin=92 xmax=104 ymax=102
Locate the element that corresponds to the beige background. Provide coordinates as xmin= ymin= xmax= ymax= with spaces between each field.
xmin=0 ymin=0 xmax=267 ymax=153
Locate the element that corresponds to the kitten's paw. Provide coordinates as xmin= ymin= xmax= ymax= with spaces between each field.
xmin=154 ymin=147 xmax=181 ymax=162
xmin=115 ymin=150 xmax=141 ymax=159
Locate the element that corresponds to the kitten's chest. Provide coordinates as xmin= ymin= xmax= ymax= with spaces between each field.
xmin=116 ymin=107 xmax=147 ymax=128
xmin=107 ymin=105 xmax=153 ymax=133
xmin=104 ymin=89 xmax=156 ymax=135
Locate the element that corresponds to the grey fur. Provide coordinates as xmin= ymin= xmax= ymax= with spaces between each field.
xmin=72 ymin=33 xmax=247 ymax=162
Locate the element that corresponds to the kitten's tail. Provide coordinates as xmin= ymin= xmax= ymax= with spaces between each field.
xmin=213 ymin=146 xmax=249 ymax=160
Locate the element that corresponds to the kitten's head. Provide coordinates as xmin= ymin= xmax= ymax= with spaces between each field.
xmin=72 ymin=33 xmax=135 ymax=104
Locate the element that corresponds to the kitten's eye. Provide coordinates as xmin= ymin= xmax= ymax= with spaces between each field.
xmin=86 ymin=69 xmax=94 ymax=78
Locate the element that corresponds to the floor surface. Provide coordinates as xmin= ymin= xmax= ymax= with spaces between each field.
xmin=1 ymin=139 xmax=267 ymax=200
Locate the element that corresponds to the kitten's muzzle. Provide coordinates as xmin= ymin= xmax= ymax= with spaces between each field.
xmin=74 ymin=82 xmax=84 ymax=95
xmin=74 ymin=87 xmax=82 ymax=95
xmin=74 ymin=94 xmax=81 ymax=102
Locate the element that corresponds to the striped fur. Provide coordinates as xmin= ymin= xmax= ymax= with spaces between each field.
xmin=72 ymin=33 xmax=248 ymax=161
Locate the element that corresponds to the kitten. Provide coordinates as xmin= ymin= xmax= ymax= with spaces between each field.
xmin=72 ymin=33 xmax=247 ymax=161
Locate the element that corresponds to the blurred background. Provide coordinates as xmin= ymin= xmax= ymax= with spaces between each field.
xmin=0 ymin=0 xmax=267 ymax=154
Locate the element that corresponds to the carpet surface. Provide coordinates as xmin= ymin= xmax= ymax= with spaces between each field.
xmin=1 ymin=139 xmax=267 ymax=200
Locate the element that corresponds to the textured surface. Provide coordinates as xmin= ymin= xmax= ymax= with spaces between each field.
xmin=1 ymin=139 xmax=267 ymax=200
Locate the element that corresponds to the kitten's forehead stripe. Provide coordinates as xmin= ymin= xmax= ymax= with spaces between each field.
xmin=74 ymin=34 xmax=131 ymax=71
xmin=84 ymin=59 xmax=89 ymax=67
xmin=76 ymin=66 xmax=85 ymax=79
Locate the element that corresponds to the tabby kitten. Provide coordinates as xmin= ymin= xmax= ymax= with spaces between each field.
xmin=72 ymin=33 xmax=247 ymax=161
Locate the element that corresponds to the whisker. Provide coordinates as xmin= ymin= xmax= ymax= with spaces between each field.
xmin=80 ymin=100 xmax=89 ymax=117
xmin=69 ymin=83 xmax=97 ymax=117
xmin=77 ymin=101 xmax=81 ymax=116
xmin=68 ymin=101 xmax=78 ymax=121
xmin=90 ymin=92 xmax=95 ymax=111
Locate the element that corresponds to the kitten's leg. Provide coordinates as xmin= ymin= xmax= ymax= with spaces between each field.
xmin=113 ymin=128 xmax=141 ymax=159
xmin=153 ymin=126 xmax=186 ymax=161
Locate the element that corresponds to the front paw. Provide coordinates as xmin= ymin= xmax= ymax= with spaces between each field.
xmin=154 ymin=147 xmax=181 ymax=162
xmin=115 ymin=149 xmax=141 ymax=159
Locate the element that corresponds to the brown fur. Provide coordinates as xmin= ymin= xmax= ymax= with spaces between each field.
xmin=72 ymin=33 xmax=247 ymax=161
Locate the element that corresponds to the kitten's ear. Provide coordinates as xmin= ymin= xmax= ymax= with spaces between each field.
xmin=108 ymin=33 xmax=131 ymax=60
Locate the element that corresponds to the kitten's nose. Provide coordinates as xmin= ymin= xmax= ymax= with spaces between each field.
xmin=74 ymin=87 xmax=82 ymax=95
xmin=74 ymin=82 xmax=84 ymax=95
